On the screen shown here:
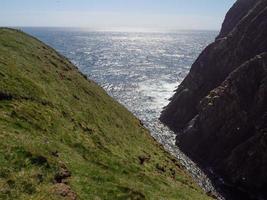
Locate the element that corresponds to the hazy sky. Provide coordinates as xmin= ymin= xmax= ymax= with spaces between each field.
xmin=1 ymin=0 xmax=236 ymax=30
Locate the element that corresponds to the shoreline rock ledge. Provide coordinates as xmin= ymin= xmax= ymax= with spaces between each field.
xmin=160 ymin=0 xmax=267 ymax=199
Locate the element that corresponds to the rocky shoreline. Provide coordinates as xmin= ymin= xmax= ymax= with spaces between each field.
xmin=143 ymin=120 xmax=225 ymax=199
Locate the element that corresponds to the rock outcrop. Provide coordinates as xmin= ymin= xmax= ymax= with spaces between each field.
xmin=160 ymin=0 xmax=267 ymax=198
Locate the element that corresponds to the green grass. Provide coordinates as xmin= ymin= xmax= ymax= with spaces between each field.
xmin=0 ymin=28 xmax=211 ymax=200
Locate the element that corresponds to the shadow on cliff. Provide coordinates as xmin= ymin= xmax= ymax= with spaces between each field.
xmin=160 ymin=0 xmax=267 ymax=199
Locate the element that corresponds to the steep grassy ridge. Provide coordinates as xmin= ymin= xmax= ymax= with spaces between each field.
xmin=0 ymin=28 xmax=210 ymax=200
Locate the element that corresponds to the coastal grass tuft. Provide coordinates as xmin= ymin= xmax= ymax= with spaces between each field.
xmin=0 ymin=28 xmax=211 ymax=200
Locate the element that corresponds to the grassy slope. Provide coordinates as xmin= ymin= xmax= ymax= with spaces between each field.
xmin=0 ymin=28 xmax=210 ymax=200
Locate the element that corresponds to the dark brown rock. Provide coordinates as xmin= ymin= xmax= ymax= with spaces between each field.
xmin=178 ymin=53 xmax=267 ymax=175
xmin=217 ymin=0 xmax=259 ymax=39
xmin=53 ymin=183 xmax=77 ymax=200
xmin=160 ymin=0 xmax=267 ymax=199
xmin=160 ymin=0 xmax=267 ymax=131
xmin=54 ymin=164 xmax=71 ymax=183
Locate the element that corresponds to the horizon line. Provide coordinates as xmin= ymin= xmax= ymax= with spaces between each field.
xmin=3 ymin=26 xmax=220 ymax=33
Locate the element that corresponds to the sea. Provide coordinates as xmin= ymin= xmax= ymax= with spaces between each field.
xmin=22 ymin=27 xmax=223 ymax=199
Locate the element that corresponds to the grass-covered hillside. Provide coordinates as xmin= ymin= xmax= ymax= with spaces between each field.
xmin=0 ymin=28 xmax=211 ymax=200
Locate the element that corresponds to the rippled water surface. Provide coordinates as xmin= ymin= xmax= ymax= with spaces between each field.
xmin=23 ymin=27 xmax=223 ymax=198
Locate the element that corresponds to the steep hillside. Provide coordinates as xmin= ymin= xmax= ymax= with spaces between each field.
xmin=0 ymin=28 xmax=211 ymax=200
xmin=160 ymin=0 xmax=267 ymax=199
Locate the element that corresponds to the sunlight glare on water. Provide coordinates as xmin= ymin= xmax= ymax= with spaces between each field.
xmin=22 ymin=27 xmax=224 ymax=199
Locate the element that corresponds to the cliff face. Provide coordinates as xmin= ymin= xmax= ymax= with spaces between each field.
xmin=217 ymin=0 xmax=258 ymax=39
xmin=0 ymin=29 xmax=211 ymax=200
xmin=161 ymin=0 xmax=267 ymax=131
xmin=160 ymin=0 xmax=267 ymax=198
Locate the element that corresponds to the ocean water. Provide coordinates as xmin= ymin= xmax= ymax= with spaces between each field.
xmin=23 ymin=28 xmax=215 ymax=124
xmin=22 ymin=27 xmax=223 ymax=198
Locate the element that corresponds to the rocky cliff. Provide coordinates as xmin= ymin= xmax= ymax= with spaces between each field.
xmin=160 ymin=0 xmax=267 ymax=199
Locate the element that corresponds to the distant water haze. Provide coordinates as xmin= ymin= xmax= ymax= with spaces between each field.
xmin=1 ymin=0 xmax=236 ymax=30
